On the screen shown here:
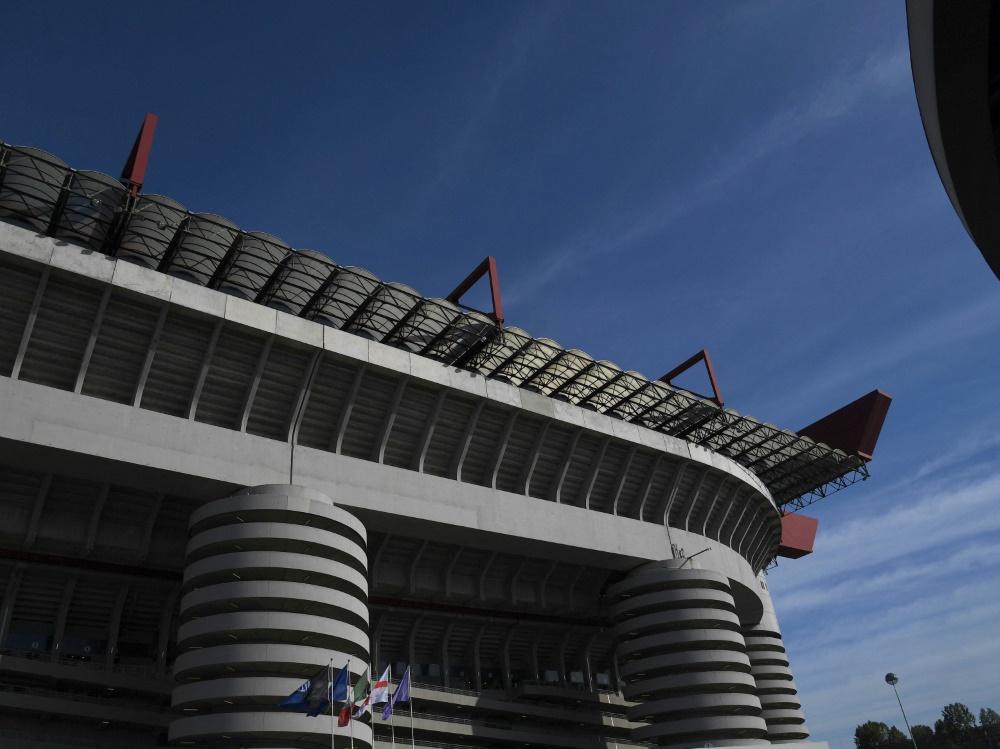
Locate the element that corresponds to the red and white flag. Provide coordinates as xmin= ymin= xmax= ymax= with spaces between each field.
xmin=370 ymin=666 xmax=391 ymax=704
xmin=353 ymin=692 xmax=371 ymax=718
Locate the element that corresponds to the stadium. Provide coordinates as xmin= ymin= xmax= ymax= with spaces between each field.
xmin=0 ymin=120 xmax=890 ymax=749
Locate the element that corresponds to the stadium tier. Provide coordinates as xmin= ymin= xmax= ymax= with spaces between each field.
xmin=0 ymin=137 xmax=889 ymax=749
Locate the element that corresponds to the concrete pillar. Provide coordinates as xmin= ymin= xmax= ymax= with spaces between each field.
xmin=607 ymin=560 xmax=768 ymax=749
xmin=743 ymin=576 xmax=809 ymax=743
xmin=0 ymin=563 xmax=26 ymax=648
xmin=49 ymin=573 xmax=79 ymax=663
xmin=168 ymin=484 xmax=371 ymax=749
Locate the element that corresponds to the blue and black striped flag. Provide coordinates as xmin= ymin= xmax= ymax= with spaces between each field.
xmin=278 ymin=663 xmax=349 ymax=717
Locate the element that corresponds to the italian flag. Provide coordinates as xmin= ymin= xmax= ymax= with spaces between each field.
xmin=353 ymin=692 xmax=371 ymax=718
xmin=337 ymin=669 xmax=370 ymax=727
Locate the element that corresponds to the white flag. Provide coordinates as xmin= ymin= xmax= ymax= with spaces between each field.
xmin=370 ymin=666 xmax=391 ymax=704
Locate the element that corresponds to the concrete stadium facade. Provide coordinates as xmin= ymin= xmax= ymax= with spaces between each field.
xmin=0 ymin=140 xmax=885 ymax=749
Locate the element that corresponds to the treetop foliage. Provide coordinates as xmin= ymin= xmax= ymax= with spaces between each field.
xmin=855 ymin=703 xmax=999 ymax=749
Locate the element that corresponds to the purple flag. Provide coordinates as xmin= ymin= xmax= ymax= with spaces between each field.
xmin=381 ymin=667 xmax=410 ymax=721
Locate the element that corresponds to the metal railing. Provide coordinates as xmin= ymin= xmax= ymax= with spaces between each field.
xmin=411 ymin=679 xmax=486 ymax=698
xmin=0 ymin=681 xmax=171 ymax=713
xmin=410 ymin=676 xmax=628 ymax=704
xmin=378 ymin=709 xmax=598 ymax=740
xmin=373 ymin=738 xmax=481 ymax=749
xmin=373 ymin=737 xmax=651 ymax=749
xmin=0 ymin=729 xmax=151 ymax=749
xmin=0 ymin=647 xmax=170 ymax=678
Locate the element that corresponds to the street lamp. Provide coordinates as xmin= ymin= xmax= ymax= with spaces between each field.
xmin=885 ymin=673 xmax=918 ymax=749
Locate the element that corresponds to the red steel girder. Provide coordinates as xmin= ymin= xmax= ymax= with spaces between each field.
xmin=446 ymin=256 xmax=504 ymax=328
xmin=659 ymin=349 xmax=724 ymax=408
xmin=120 ymin=113 xmax=158 ymax=197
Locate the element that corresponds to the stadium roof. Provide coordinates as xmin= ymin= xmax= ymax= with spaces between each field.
xmin=0 ymin=138 xmax=889 ymax=510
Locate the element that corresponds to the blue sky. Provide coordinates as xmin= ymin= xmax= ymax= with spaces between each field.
xmin=3 ymin=1 xmax=998 ymax=744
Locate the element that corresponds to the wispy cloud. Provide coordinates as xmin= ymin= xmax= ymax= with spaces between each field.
xmin=786 ymin=581 xmax=1000 ymax=739
xmin=773 ymin=466 xmax=1000 ymax=592
xmin=405 ymin=5 xmax=563 ymax=222
xmin=505 ymin=43 xmax=912 ymax=306
xmin=700 ymin=45 xmax=911 ymax=193
xmin=770 ymin=447 xmax=1000 ymax=744
xmin=776 ymin=537 xmax=1000 ymax=615
xmin=761 ymin=291 xmax=1000 ymax=417
xmin=911 ymin=427 xmax=1000 ymax=481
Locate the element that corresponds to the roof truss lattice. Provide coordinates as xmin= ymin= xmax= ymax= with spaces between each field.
xmin=0 ymin=141 xmax=870 ymax=509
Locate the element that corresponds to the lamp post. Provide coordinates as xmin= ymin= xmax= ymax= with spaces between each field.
xmin=885 ymin=673 xmax=918 ymax=749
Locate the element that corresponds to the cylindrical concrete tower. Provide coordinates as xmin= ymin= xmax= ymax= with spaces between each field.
xmin=169 ymin=485 xmax=371 ymax=748
xmin=743 ymin=576 xmax=809 ymax=742
xmin=607 ymin=560 xmax=768 ymax=749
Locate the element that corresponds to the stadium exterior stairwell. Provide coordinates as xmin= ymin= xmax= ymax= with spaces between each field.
xmin=170 ymin=485 xmax=371 ymax=749
xmin=743 ymin=583 xmax=809 ymax=741
xmin=607 ymin=560 xmax=768 ymax=749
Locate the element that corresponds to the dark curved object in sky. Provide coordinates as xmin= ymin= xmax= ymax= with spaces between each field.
xmin=907 ymin=0 xmax=1000 ymax=281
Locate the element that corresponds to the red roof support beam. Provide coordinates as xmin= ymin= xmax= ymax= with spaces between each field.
xmin=798 ymin=389 xmax=892 ymax=460
xmin=777 ymin=512 xmax=819 ymax=559
xmin=446 ymin=256 xmax=505 ymax=328
xmin=120 ymin=113 xmax=158 ymax=197
xmin=659 ymin=349 xmax=724 ymax=407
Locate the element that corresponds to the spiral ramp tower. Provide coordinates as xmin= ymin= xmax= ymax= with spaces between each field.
xmin=170 ymin=485 xmax=371 ymax=749
xmin=743 ymin=582 xmax=809 ymax=742
xmin=607 ymin=560 xmax=769 ymax=749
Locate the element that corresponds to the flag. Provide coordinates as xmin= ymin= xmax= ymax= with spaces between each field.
xmin=353 ymin=693 xmax=371 ymax=718
xmin=337 ymin=668 xmax=369 ymax=727
xmin=329 ymin=663 xmax=350 ymax=703
xmin=351 ymin=669 xmax=369 ymax=704
xmin=277 ymin=663 xmax=349 ymax=717
xmin=338 ymin=704 xmax=352 ymax=727
xmin=382 ymin=667 xmax=410 ymax=721
xmin=278 ymin=666 xmax=328 ymax=715
xmin=370 ymin=666 xmax=391 ymax=704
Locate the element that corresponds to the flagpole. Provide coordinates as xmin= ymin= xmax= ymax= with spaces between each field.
xmin=350 ymin=658 xmax=356 ymax=749
xmin=349 ymin=658 xmax=354 ymax=749
xmin=407 ymin=666 xmax=415 ymax=749
xmin=329 ymin=660 xmax=335 ymax=749
xmin=389 ymin=670 xmax=396 ymax=749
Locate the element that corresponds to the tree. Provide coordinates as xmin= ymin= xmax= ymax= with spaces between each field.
xmin=912 ymin=724 xmax=935 ymax=749
xmin=888 ymin=725 xmax=911 ymax=749
xmin=942 ymin=704 xmax=978 ymax=733
xmin=936 ymin=703 xmax=979 ymax=749
xmin=980 ymin=708 xmax=1000 ymax=749
xmin=857 ymin=721 xmax=892 ymax=749
xmin=856 ymin=705 xmax=999 ymax=749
